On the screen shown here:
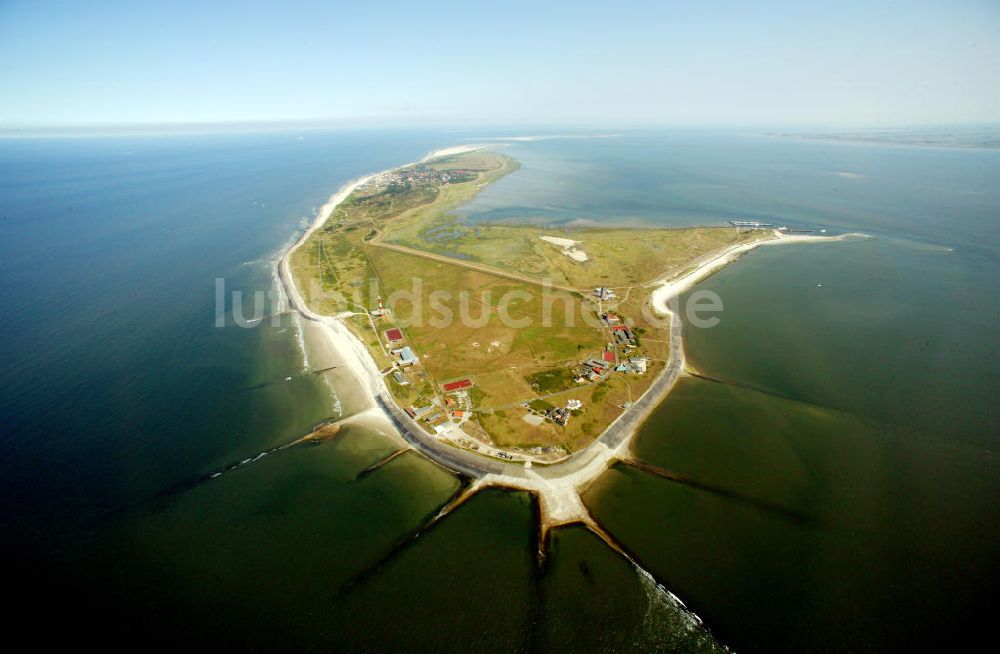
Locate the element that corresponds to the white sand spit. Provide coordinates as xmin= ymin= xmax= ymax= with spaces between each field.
xmin=541 ymin=235 xmax=590 ymax=262
xmin=650 ymin=231 xmax=867 ymax=313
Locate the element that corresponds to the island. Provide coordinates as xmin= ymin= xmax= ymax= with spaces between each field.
xmin=279 ymin=145 xmax=850 ymax=538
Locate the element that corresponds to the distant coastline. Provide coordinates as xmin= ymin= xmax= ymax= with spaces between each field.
xmin=764 ymin=127 xmax=1000 ymax=150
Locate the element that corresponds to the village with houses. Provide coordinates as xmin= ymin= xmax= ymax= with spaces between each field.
xmin=360 ymin=164 xmax=477 ymax=195
xmin=363 ymin=282 xmax=657 ymax=464
xmin=291 ymin=148 xmax=761 ymax=465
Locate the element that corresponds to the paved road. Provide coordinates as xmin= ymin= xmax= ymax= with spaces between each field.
xmin=373 ymin=300 xmax=685 ymax=482
xmin=374 ymin=395 xmax=512 ymax=478
xmin=280 ymin=198 xmax=689 ymax=482
xmin=532 ymin=303 xmax=685 ymax=481
xmin=282 ymin=246 xmax=686 ymax=481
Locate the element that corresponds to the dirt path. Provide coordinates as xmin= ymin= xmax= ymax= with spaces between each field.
xmin=367 ymin=233 xmax=585 ymax=295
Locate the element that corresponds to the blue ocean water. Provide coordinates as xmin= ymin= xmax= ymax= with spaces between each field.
xmin=0 ymin=129 xmax=447 ymax=540
xmin=464 ymin=132 xmax=999 ymax=250
xmin=1 ymin=128 xmax=996 ymax=652
xmin=462 ymin=132 xmax=1000 ymax=445
xmin=464 ymin=132 xmax=999 ymax=651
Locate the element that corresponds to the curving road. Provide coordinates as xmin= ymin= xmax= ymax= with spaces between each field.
xmin=275 ymin=151 xmax=694 ymax=483
xmin=279 ymin=221 xmax=689 ymax=482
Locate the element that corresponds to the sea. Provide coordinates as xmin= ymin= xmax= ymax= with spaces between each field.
xmin=1 ymin=127 xmax=996 ymax=652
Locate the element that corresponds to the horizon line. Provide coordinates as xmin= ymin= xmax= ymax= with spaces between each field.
xmin=2 ymin=117 xmax=999 ymax=139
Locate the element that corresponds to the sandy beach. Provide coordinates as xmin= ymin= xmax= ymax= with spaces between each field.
xmin=270 ymin=147 xmax=869 ymax=553
xmin=650 ymin=231 xmax=867 ymax=313
xmin=420 ymin=144 xmax=493 ymax=161
xmin=278 ymin=146 xmax=495 ymax=429
xmin=277 ymin=147 xmax=861 ymax=489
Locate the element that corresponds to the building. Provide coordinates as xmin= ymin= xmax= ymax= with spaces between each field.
xmin=411 ymin=405 xmax=434 ymax=418
xmin=593 ymin=286 xmax=617 ymax=301
xmin=392 ymin=370 xmax=410 ymax=385
xmin=407 ymin=405 xmax=435 ymax=418
xmin=547 ymin=407 xmax=570 ymax=426
xmin=371 ymin=296 xmax=391 ymax=318
xmin=613 ymin=326 xmax=637 ymax=348
xmin=392 ymin=346 xmax=417 ymax=366
xmin=729 ymin=219 xmax=774 ymax=228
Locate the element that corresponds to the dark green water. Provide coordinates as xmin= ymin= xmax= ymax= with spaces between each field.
xmin=539 ymin=526 xmax=725 ymax=653
xmin=680 ymin=237 xmax=997 ymax=447
xmin=464 ymin=132 xmax=999 ymax=651
xmin=2 ymin=130 xmax=729 ymax=651
xmin=585 ymin=236 xmax=998 ymax=651
xmin=586 ymin=378 xmax=997 ymax=652
xmin=3 ymin=130 xmax=997 ymax=651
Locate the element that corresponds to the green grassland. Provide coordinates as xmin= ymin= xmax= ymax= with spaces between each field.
xmin=473 ymin=368 xmax=661 ymax=453
xmin=386 ymin=221 xmax=768 ymax=290
xmin=290 ymin=149 xmax=766 ymax=453
xmin=374 ymin=151 xmax=772 ymax=291
xmin=367 ymin=246 xmax=608 ymax=411
xmin=290 ymin=151 xmax=520 ymax=316
xmin=367 ymin=152 xmax=519 ymax=244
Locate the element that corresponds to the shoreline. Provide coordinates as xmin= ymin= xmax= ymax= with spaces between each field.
xmin=650 ymin=231 xmax=868 ymax=313
xmin=275 ymin=145 xmax=858 ymax=497
xmin=277 ymin=145 xmax=494 ymax=439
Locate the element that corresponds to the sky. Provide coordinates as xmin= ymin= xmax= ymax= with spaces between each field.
xmin=1 ymin=0 xmax=998 ymax=129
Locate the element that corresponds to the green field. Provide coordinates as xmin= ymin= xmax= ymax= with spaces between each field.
xmin=385 ymin=221 xmax=767 ymax=290
xmin=290 ymin=149 xmax=768 ymax=455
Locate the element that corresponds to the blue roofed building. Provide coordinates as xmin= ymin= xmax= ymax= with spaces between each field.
xmin=393 ymin=346 xmax=417 ymax=366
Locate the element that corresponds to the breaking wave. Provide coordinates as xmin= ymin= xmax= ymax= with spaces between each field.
xmin=634 ymin=564 xmax=732 ymax=652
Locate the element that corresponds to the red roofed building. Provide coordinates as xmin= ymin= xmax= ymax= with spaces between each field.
xmin=602 ymin=350 xmax=616 ymax=363
xmin=442 ymin=379 xmax=473 ymax=393
xmin=611 ymin=324 xmax=629 ymax=332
